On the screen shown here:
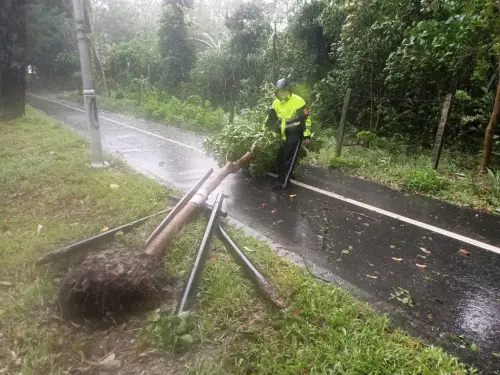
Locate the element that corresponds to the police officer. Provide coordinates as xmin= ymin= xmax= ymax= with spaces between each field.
xmin=265 ymin=78 xmax=311 ymax=189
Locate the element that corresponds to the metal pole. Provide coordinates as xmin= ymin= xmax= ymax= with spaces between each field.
xmin=72 ymin=0 xmax=106 ymax=167
xmin=36 ymin=207 xmax=173 ymax=265
xmin=283 ymin=139 xmax=301 ymax=189
xmin=175 ymin=193 xmax=224 ymax=314
xmin=218 ymin=225 xmax=285 ymax=308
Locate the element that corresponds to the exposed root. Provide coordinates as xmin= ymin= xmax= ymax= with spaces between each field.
xmin=58 ymin=249 xmax=170 ymax=323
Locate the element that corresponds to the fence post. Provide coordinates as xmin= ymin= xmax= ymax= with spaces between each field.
xmin=433 ymin=93 xmax=453 ymax=170
xmin=335 ymin=88 xmax=352 ymax=157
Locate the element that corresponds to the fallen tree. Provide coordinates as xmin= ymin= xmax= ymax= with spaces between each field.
xmin=58 ymin=143 xmax=257 ymax=320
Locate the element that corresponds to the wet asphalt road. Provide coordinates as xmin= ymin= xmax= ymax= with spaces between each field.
xmin=28 ymin=94 xmax=500 ymax=373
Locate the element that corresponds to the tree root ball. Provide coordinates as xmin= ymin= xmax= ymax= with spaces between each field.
xmin=58 ymin=250 xmax=170 ymax=321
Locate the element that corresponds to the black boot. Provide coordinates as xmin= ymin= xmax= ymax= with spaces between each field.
xmin=272 ymin=176 xmax=284 ymax=190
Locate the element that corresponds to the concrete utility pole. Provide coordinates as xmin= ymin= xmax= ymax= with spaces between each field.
xmin=72 ymin=0 xmax=106 ymax=167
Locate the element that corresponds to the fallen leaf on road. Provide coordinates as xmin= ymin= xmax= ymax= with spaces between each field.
xmin=342 ymin=250 xmax=350 ymax=255
xmin=366 ymin=275 xmax=378 ymax=279
xmin=391 ymin=257 xmax=403 ymax=262
xmin=369 ymin=263 xmax=374 ymax=267
xmin=390 ymin=245 xmax=396 ymax=249
xmin=459 ymin=249 xmax=471 ymax=256
xmin=420 ymin=248 xmax=431 ymax=255
xmin=0 ymin=281 xmax=12 ymax=287
xmin=417 ymin=254 xmax=426 ymax=259
xmin=109 ymin=184 xmax=120 ymax=189
xmin=493 ymin=352 xmax=500 ymax=358
xmin=289 ymin=194 xmax=296 ymax=199
xmin=271 ymin=209 xmax=277 ymax=214
xmin=470 ymin=343 xmax=478 ymax=352
xmin=260 ymin=203 xmax=268 ymax=207
xmin=416 ymin=264 xmax=427 ymax=269
xmin=37 ymin=224 xmax=43 ymax=235
xmin=100 ymin=226 xmax=109 ymax=233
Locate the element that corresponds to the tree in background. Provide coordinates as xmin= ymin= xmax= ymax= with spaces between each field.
xmin=225 ymin=2 xmax=271 ymax=113
xmin=26 ymin=0 xmax=75 ymax=78
xmin=158 ymin=0 xmax=196 ymax=90
xmin=0 ymin=0 xmax=29 ymax=120
xmin=283 ymin=1 xmax=332 ymax=84
xmin=107 ymin=38 xmax=160 ymax=87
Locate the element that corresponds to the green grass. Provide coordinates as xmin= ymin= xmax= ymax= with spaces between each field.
xmin=0 ymin=108 xmax=475 ymax=374
xmin=306 ymin=141 xmax=500 ymax=211
xmin=57 ymin=90 xmax=227 ymax=134
xmin=148 ymin=227 xmax=475 ymax=374
xmin=0 ymin=108 xmax=170 ymax=374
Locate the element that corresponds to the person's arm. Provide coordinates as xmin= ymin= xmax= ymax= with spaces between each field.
xmin=263 ymin=101 xmax=279 ymax=132
xmin=289 ymin=104 xmax=312 ymax=143
xmin=303 ymin=108 xmax=312 ymax=144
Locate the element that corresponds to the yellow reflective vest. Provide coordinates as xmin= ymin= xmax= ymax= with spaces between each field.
xmin=264 ymin=94 xmax=312 ymax=140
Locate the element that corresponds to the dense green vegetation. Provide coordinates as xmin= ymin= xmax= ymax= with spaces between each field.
xmin=28 ymin=0 xmax=500 ymax=208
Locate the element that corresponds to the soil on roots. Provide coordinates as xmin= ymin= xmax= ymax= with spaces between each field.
xmin=58 ymin=249 xmax=171 ymax=324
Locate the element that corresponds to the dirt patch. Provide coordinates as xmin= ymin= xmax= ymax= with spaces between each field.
xmin=53 ymin=313 xmax=228 ymax=375
xmin=58 ymin=249 xmax=172 ymax=325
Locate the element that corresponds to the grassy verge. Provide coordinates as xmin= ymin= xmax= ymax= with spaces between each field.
xmin=56 ymin=90 xmax=227 ymax=134
xmin=306 ymin=141 xmax=500 ymax=212
xmin=1 ymin=108 xmax=475 ymax=374
xmin=0 ymin=108 xmax=170 ymax=374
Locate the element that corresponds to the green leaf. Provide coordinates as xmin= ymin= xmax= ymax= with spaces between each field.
xmin=178 ymin=311 xmax=190 ymax=321
xmin=342 ymin=250 xmax=350 ymax=255
xmin=177 ymin=334 xmax=194 ymax=348
xmin=493 ymin=352 xmax=500 ymax=358
xmin=339 ymin=327 xmax=347 ymax=336
xmin=165 ymin=315 xmax=182 ymax=325
xmin=148 ymin=310 xmax=161 ymax=322
xmin=470 ymin=343 xmax=478 ymax=352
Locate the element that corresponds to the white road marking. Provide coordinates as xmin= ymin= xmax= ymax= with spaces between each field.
xmin=268 ymin=172 xmax=500 ymax=255
xmin=28 ymin=94 xmax=202 ymax=152
xmin=30 ymin=94 xmax=500 ymax=255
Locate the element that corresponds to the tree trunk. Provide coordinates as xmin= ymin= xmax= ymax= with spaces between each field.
xmin=0 ymin=0 xmax=28 ymax=121
xmin=482 ymin=55 xmax=500 ymax=169
xmin=144 ymin=142 xmax=257 ymax=258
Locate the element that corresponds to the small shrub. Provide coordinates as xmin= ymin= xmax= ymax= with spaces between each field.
xmin=487 ymin=168 xmax=500 ymax=197
xmin=115 ymin=91 xmax=125 ymax=99
xmin=402 ymin=168 xmax=448 ymax=193
xmin=356 ymin=130 xmax=378 ymax=147
xmin=327 ymin=155 xmax=364 ymax=170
